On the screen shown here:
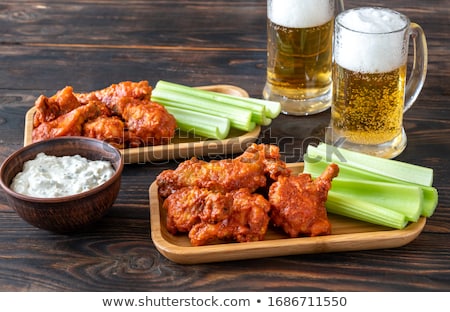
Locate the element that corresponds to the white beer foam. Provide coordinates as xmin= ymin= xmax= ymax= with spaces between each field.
xmin=268 ymin=0 xmax=334 ymax=28
xmin=334 ymin=7 xmax=408 ymax=73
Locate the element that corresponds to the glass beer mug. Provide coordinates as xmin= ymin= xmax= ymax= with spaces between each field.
xmin=326 ymin=7 xmax=428 ymax=158
xmin=263 ymin=0 xmax=345 ymax=116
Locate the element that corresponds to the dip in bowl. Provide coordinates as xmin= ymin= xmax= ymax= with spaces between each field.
xmin=0 ymin=137 xmax=124 ymax=233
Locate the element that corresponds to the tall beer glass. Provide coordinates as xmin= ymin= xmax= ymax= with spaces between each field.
xmin=326 ymin=7 xmax=427 ymax=158
xmin=263 ymin=0 xmax=344 ymax=116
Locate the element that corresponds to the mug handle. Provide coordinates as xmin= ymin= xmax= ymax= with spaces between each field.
xmin=404 ymin=23 xmax=428 ymax=112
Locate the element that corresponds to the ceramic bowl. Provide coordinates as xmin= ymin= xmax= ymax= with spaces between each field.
xmin=0 ymin=136 xmax=124 ymax=233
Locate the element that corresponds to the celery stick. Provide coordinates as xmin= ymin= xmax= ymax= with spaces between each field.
xmin=209 ymin=91 xmax=281 ymax=119
xmin=327 ymin=192 xmax=408 ymax=229
xmin=165 ymin=106 xmax=230 ymax=140
xmin=314 ymin=143 xmax=434 ymax=186
xmin=304 ymin=143 xmax=439 ymax=226
xmin=191 ymin=92 xmax=266 ymax=125
xmin=153 ymin=81 xmax=262 ymax=124
xmin=152 ymin=89 xmax=254 ymax=131
xmin=330 ymin=179 xmax=423 ymax=222
xmin=304 ymin=156 xmax=438 ymax=217
xmin=154 ymin=80 xmax=281 ymax=119
xmin=260 ymin=116 xmax=273 ymax=126
xmin=422 ymin=187 xmax=439 ymax=217
xmin=304 ymin=155 xmax=395 ymax=183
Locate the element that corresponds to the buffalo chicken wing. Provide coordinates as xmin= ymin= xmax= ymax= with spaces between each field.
xmin=269 ymin=163 xmax=339 ymax=237
xmin=83 ymin=115 xmax=126 ymax=148
xmin=157 ymin=144 xmax=339 ymax=246
xmin=32 ymin=81 xmax=176 ymax=148
xmin=122 ymin=99 xmax=176 ymax=147
xmin=75 ymin=80 xmax=152 ymax=115
xmin=163 ymin=187 xmax=271 ymax=246
xmin=32 ymin=101 xmax=103 ymax=141
xmin=33 ymin=86 xmax=83 ymax=128
xmin=156 ymin=143 xmax=290 ymax=198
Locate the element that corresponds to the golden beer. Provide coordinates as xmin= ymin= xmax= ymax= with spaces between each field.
xmin=331 ymin=63 xmax=407 ymax=145
xmin=327 ymin=7 xmax=427 ymax=158
xmin=265 ymin=19 xmax=334 ymax=101
xmin=264 ymin=0 xmax=341 ymax=115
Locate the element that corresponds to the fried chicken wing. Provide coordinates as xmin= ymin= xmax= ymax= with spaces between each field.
xmin=31 ymin=81 xmax=176 ymax=148
xmin=236 ymin=143 xmax=291 ymax=180
xmin=189 ymin=188 xmax=271 ymax=246
xmin=163 ymin=187 xmax=271 ymax=246
xmin=32 ymin=101 xmax=101 ymax=142
xmin=156 ymin=157 xmax=267 ymax=198
xmin=83 ymin=115 xmax=126 ymax=148
xmin=76 ymin=80 xmax=152 ymax=115
xmin=157 ymin=144 xmax=339 ymax=246
xmin=268 ymin=163 xmax=339 ymax=237
xmin=163 ymin=186 xmax=230 ymax=234
xmin=156 ymin=143 xmax=290 ymax=198
xmin=122 ymin=100 xmax=177 ymax=147
xmin=33 ymin=86 xmax=83 ymax=128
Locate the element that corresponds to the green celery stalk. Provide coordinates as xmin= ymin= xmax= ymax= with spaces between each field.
xmin=304 ymin=156 xmax=438 ymax=217
xmin=260 ymin=116 xmax=273 ymax=126
xmin=314 ymin=143 xmax=434 ymax=186
xmin=421 ymin=187 xmax=439 ymax=217
xmin=329 ymin=178 xmax=423 ymax=222
xmin=304 ymin=155 xmax=395 ymax=182
xmin=210 ymin=91 xmax=282 ymax=119
xmin=165 ymin=106 xmax=230 ymax=140
xmin=154 ymin=80 xmax=281 ymax=120
xmin=152 ymin=88 xmax=254 ymax=131
xmin=153 ymin=81 xmax=262 ymax=125
xmin=327 ymin=192 xmax=408 ymax=229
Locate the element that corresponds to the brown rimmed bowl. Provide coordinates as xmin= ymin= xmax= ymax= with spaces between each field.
xmin=0 ymin=136 xmax=124 ymax=233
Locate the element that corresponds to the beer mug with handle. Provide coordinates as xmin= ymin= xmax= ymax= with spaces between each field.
xmin=263 ymin=0 xmax=345 ymax=116
xmin=326 ymin=7 xmax=428 ymax=158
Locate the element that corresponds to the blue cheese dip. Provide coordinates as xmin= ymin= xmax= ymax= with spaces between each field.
xmin=11 ymin=152 xmax=115 ymax=198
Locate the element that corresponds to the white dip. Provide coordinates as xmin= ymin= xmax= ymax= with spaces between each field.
xmin=11 ymin=152 xmax=115 ymax=198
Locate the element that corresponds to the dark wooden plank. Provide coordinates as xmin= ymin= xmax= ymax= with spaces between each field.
xmin=0 ymin=45 xmax=267 ymax=92
xmin=0 ymin=215 xmax=448 ymax=291
xmin=0 ymin=1 xmax=267 ymax=47
xmin=1 ymin=0 xmax=448 ymax=48
xmin=0 ymin=0 xmax=449 ymax=292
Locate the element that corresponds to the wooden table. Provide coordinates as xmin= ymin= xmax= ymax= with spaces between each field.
xmin=0 ymin=0 xmax=448 ymax=291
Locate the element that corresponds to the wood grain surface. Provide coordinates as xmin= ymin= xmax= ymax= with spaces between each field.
xmin=0 ymin=0 xmax=449 ymax=291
